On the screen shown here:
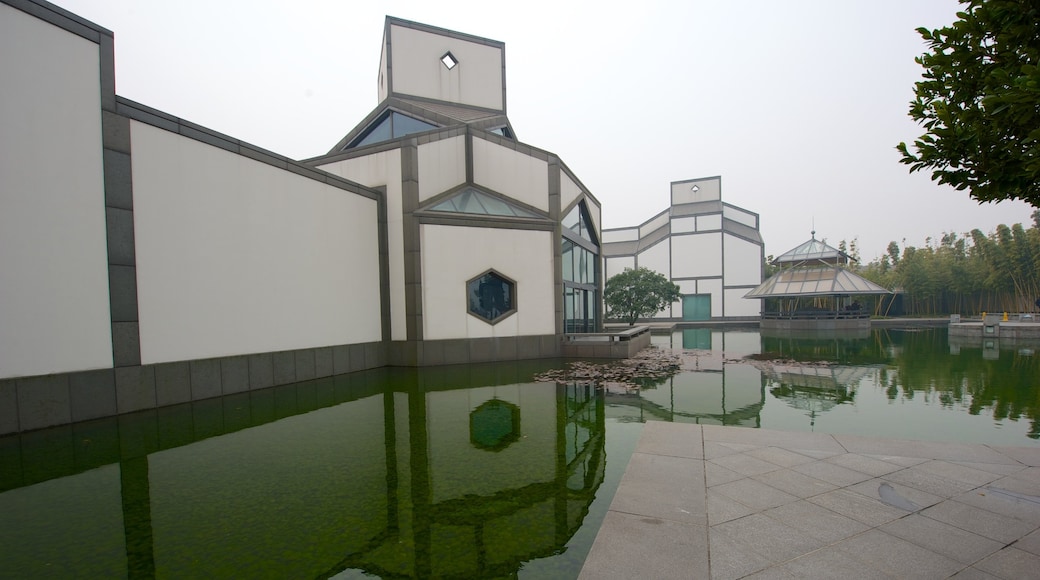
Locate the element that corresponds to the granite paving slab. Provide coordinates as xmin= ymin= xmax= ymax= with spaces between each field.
xmin=581 ymin=423 xmax=1040 ymax=579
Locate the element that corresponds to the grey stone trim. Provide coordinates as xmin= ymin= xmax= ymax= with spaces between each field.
xmin=220 ymin=356 xmax=249 ymax=394
xmin=635 ymin=224 xmax=671 ymax=254
xmin=16 ymin=374 xmax=71 ymax=431
xmin=105 ymin=207 xmax=135 ymax=266
xmin=401 ymin=142 xmax=422 ymax=341
xmin=114 ymin=98 xmax=381 ymax=202
xmin=0 ymin=334 xmax=582 ymax=436
xmin=108 ymin=265 xmax=138 ymax=322
xmin=98 ymin=31 xmax=115 ymax=112
xmin=69 ymin=369 xmax=116 ymax=422
xmin=470 ymin=129 xmax=552 ymax=163
xmin=375 ymin=186 xmax=392 ymax=343
xmin=550 ymin=161 xmax=565 ymax=335
xmin=416 ymin=181 xmax=551 ymax=219
xmin=4 ymin=0 xmax=109 ymax=44
xmin=103 ymin=150 xmax=133 ymax=210
xmin=111 ymin=321 xmax=141 ymax=367
xmin=386 ymin=335 xmax=561 ymax=367
xmin=0 ymin=379 xmax=18 ymax=434
xmin=114 ymin=366 xmax=155 ymax=414
xmin=189 ymin=359 xmax=222 ymax=400
xmin=154 ymin=362 xmax=190 ymax=406
xmin=722 ymin=219 xmax=765 ymax=244
xmin=415 ymin=214 xmax=555 ymax=232
xmin=670 ymin=200 xmax=724 ymax=217
xmin=102 ymin=111 xmax=131 ymax=153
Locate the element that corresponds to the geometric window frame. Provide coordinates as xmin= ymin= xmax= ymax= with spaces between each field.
xmin=427 ymin=187 xmax=541 ymax=219
xmin=466 ymin=269 xmax=517 ymax=325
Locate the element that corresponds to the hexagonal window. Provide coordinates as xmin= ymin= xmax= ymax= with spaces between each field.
xmin=466 ymin=270 xmax=516 ymax=324
xmin=470 ymin=399 xmax=520 ymax=452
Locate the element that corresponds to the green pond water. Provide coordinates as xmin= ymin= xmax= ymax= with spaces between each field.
xmin=1 ymin=327 xmax=1037 ymax=578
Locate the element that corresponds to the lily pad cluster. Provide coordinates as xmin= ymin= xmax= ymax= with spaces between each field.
xmin=534 ymin=347 xmax=683 ymax=390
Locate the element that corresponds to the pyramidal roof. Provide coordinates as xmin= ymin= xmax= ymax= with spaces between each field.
xmin=744 ymin=266 xmax=891 ymax=298
xmin=772 ymin=235 xmax=850 ymax=266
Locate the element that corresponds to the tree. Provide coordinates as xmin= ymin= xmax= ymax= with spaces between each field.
xmin=896 ymin=0 xmax=1040 ymax=206
xmin=604 ymin=267 xmax=681 ymax=326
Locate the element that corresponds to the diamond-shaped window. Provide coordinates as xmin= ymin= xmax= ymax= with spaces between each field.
xmin=467 ymin=270 xmax=516 ymax=324
xmin=441 ymin=52 xmax=458 ymax=70
xmin=470 ymin=399 xmax=520 ymax=452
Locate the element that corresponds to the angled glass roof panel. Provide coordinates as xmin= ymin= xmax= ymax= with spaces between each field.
xmin=353 ymin=114 xmax=393 ymax=148
xmin=391 ymin=112 xmax=436 ymax=137
xmin=773 ymin=237 xmax=849 ymax=265
xmin=744 ymin=267 xmax=890 ymax=298
xmin=428 ymin=188 xmax=539 ymax=218
xmin=348 ymin=111 xmax=438 ymax=149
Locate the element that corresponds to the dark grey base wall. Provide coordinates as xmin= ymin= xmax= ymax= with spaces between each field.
xmin=386 ymin=334 xmax=561 ymax=367
xmin=0 ymin=335 xmax=564 ymax=435
xmin=0 ymin=341 xmax=386 ymax=436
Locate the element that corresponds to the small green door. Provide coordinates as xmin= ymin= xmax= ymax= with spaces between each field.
xmin=682 ymin=295 xmax=711 ymax=321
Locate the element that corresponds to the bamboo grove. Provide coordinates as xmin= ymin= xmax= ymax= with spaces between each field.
xmin=849 ymin=210 xmax=1040 ymax=316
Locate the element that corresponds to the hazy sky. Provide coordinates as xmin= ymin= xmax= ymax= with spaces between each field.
xmin=54 ymin=0 xmax=1037 ymax=261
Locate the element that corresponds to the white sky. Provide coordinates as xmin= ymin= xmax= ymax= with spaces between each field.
xmin=53 ymin=0 xmax=1036 ymax=261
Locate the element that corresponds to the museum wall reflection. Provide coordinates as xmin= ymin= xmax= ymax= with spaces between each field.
xmin=0 ymin=365 xmax=606 ymax=578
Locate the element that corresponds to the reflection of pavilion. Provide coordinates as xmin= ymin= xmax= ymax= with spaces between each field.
xmin=0 ymin=367 xmax=606 ymax=578
xmin=754 ymin=362 xmax=873 ymax=428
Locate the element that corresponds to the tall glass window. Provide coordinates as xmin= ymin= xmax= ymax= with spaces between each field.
xmin=561 ymin=202 xmax=599 ymax=333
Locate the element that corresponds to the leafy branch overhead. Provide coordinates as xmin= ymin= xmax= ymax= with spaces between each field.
xmin=897 ymin=0 xmax=1040 ymax=206
xmin=604 ymin=267 xmax=681 ymax=325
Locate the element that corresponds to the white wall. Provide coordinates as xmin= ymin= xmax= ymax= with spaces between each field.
xmin=0 ymin=6 xmax=112 ymax=379
xmin=671 ymin=177 xmax=721 ymax=205
xmin=421 ymin=225 xmax=554 ymax=340
xmin=672 ymin=234 xmax=722 ymax=279
xmin=472 ymin=138 xmax=549 ymax=212
xmin=725 ymin=289 xmax=761 ymax=317
xmin=639 ymin=211 xmax=669 ymax=238
xmin=672 ymin=216 xmax=697 ymax=234
xmin=132 ymin=122 xmax=381 ymax=364
xmin=605 ymin=256 xmax=635 ymax=280
xmin=318 ymin=151 xmax=407 ymax=341
xmin=388 ymin=23 xmax=504 ymax=111
xmin=602 ymin=228 xmax=638 ymax=243
xmin=724 ymin=234 xmax=762 ymax=287
xmin=560 ymin=173 xmax=582 ymax=215
xmin=699 ymin=279 xmax=724 ymax=318
xmin=723 ymin=205 xmax=758 ymax=229
xmin=418 ymin=135 xmax=465 ymax=202
xmin=698 ymin=214 xmax=722 ymax=231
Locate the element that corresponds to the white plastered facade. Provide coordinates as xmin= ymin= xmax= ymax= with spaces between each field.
xmin=602 ymin=176 xmax=764 ymax=321
xmin=0 ymin=5 xmax=112 ymax=378
xmin=132 ymin=122 xmax=382 ymax=364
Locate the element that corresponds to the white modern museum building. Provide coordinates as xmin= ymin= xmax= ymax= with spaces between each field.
xmin=0 ymin=0 xmax=762 ymax=434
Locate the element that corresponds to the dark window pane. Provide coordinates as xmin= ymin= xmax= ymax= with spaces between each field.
xmin=354 ymin=115 xmax=393 ymax=147
xmin=391 ymin=112 xmax=437 ymax=137
xmin=467 ymin=271 xmax=515 ymax=323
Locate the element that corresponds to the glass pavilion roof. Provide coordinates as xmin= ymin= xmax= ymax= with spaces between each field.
xmin=772 ymin=236 xmax=851 ymax=266
xmin=744 ymin=266 xmax=891 ymax=298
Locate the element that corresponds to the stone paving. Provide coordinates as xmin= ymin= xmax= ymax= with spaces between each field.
xmin=579 ymin=422 xmax=1040 ymax=579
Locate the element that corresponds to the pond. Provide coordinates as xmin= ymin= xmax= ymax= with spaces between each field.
xmin=1 ymin=327 xmax=1037 ymax=578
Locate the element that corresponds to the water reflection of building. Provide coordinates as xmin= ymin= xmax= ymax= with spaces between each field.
xmin=0 ymin=367 xmax=605 ymax=578
xmin=607 ymin=330 xmax=766 ymax=426
xmin=756 ymin=363 xmax=873 ymax=428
